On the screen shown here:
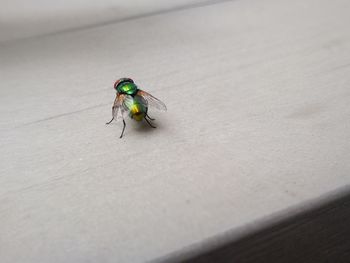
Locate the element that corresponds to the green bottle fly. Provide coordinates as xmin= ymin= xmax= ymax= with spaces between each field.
xmin=106 ymin=78 xmax=167 ymax=138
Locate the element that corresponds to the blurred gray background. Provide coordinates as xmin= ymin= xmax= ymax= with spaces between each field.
xmin=0 ymin=0 xmax=212 ymax=42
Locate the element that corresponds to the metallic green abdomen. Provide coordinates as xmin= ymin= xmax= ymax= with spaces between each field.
xmin=125 ymin=95 xmax=147 ymax=121
xmin=117 ymin=82 xmax=138 ymax=95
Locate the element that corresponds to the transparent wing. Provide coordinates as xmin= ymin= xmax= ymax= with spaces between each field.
xmin=113 ymin=94 xmax=131 ymax=121
xmin=136 ymin=90 xmax=167 ymax=111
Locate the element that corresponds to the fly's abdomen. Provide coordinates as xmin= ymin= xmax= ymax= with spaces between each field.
xmin=129 ymin=103 xmax=146 ymax=121
xmin=124 ymin=95 xmax=147 ymax=121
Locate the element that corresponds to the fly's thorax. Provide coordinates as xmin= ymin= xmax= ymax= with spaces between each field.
xmin=117 ymin=82 xmax=138 ymax=95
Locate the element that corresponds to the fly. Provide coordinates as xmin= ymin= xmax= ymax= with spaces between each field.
xmin=106 ymin=78 xmax=167 ymax=138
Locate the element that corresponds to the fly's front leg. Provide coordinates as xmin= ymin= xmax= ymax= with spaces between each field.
xmin=106 ymin=117 xmax=114 ymax=125
xmin=106 ymin=106 xmax=116 ymax=125
xmin=120 ymin=119 xmax=126 ymax=138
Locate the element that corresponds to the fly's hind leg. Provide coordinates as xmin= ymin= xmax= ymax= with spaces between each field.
xmin=144 ymin=117 xmax=156 ymax=128
xmin=145 ymin=113 xmax=155 ymax=121
xmin=120 ymin=119 xmax=126 ymax=138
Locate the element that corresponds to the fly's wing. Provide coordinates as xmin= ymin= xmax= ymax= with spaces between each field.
xmin=113 ymin=94 xmax=132 ymax=121
xmin=136 ymin=90 xmax=167 ymax=111
xmin=121 ymin=95 xmax=135 ymax=114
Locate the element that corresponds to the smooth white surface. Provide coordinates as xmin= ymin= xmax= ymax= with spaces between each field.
xmin=1 ymin=0 xmax=350 ymax=262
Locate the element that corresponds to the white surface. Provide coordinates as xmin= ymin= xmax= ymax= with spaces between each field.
xmin=1 ymin=0 xmax=350 ymax=262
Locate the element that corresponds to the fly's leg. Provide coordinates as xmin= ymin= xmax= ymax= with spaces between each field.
xmin=120 ymin=119 xmax=126 ymax=138
xmin=106 ymin=106 xmax=116 ymax=124
xmin=144 ymin=117 xmax=156 ymax=128
xmin=146 ymin=113 xmax=155 ymax=121
xmin=106 ymin=117 xmax=114 ymax=125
